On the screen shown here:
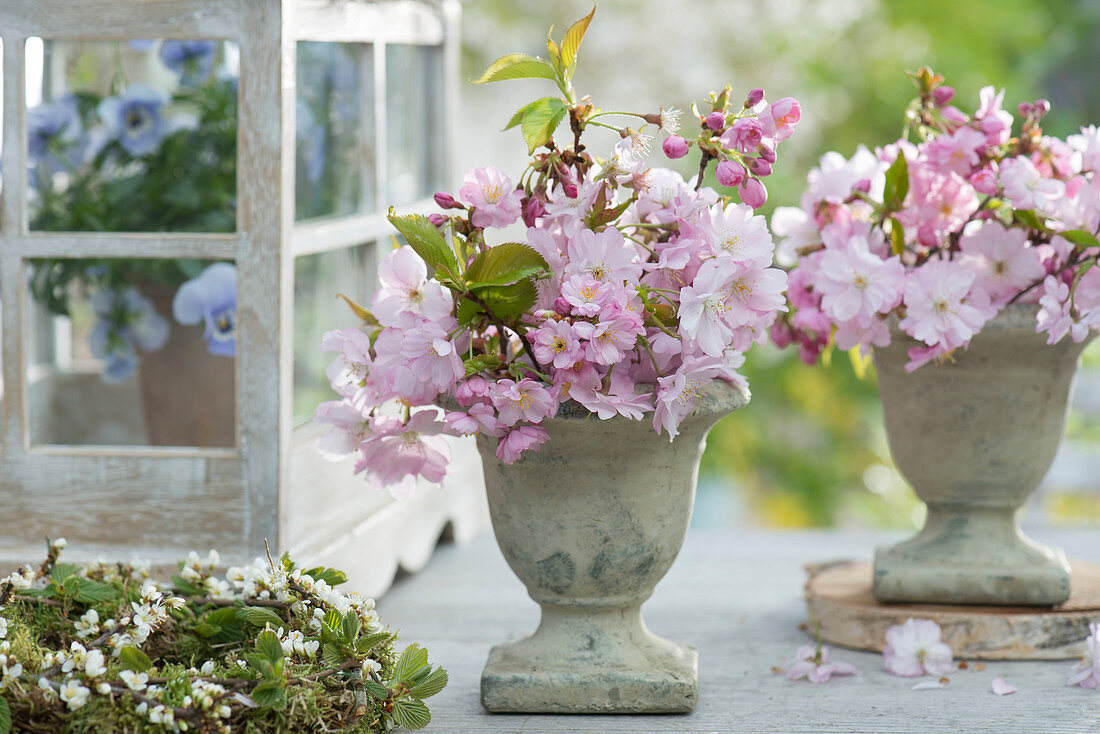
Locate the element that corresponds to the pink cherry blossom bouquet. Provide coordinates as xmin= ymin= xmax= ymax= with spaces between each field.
xmin=771 ymin=67 xmax=1100 ymax=370
xmin=314 ymin=9 xmax=799 ymax=498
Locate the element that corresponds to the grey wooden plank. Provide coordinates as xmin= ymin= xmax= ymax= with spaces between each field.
xmin=378 ymin=528 xmax=1100 ymax=733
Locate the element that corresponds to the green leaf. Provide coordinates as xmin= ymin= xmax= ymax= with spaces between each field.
xmin=355 ymin=632 xmax=392 ymax=654
xmin=304 ymin=566 xmax=349 ymax=587
xmin=251 ymin=681 xmax=287 ymax=711
xmin=519 ymin=97 xmax=569 ymax=154
xmin=387 ymin=210 xmax=458 ymax=276
xmin=119 ymin=646 xmax=153 ymax=673
xmin=1014 ymin=208 xmax=1046 ymax=231
xmin=335 ymin=295 xmax=378 ymax=327
xmin=473 ymin=279 xmax=539 ymax=319
xmin=470 ymin=53 xmax=556 ymax=85
xmin=465 ymin=242 xmax=550 ymax=289
xmin=171 ymin=575 xmax=202 ymax=596
xmin=463 ymin=354 xmax=502 ymax=377
xmin=322 ymin=643 xmax=345 ymax=667
xmin=1058 ymin=229 xmax=1100 ymax=247
xmin=342 ymin=612 xmax=361 ymax=643
xmin=391 ymin=644 xmax=430 ymax=685
xmin=546 ymin=30 xmax=563 ymax=77
xmin=883 ymin=154 xmax=909 ymax=210
xmin=561 ymin=6 xmax=595 ymax=77
xmin=193 ymin=621 xmax=221 ymax=638
xmin=73 ymin=578 xmax=117 ymax=605
xmin=256 ymin=629 xmax=284 ymax=665
xmin=456 ymin=297 xmax=484 ymax=328
xmin=364 ymin=680 xmax=390 ymax=700
xmin=0 ymin=695 xmax=10 ymax=734
xmin=887 ymin=217 xmax=906 ymax=257
xmin=324 ymin=609 xmax=342 ymax=633
xmin=244 ymin=653 xmax=274 ymax=679
xmin=241 ymin=607 xmax=285 ymax=629
xmin=391 ymin=699 xmax=432 ymax=730
xmin=50 ymin=563 xmax=79 ymax=583
xmin=408 ymin=667 xmax=449 ymax=699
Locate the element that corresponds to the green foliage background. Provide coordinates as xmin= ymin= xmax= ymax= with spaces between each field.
xmin=462 ymin=0 xmax=1100 ymax=527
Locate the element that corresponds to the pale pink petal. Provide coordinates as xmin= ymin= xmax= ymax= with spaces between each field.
xmin=990 ymin=678 xmax=1017 ymax=696
xmin=912 ymin=680 xmax=947 ymax=690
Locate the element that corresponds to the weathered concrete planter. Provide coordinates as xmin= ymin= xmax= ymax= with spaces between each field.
xmin=873 ymin=304 xmax=1092 ymax=606
xmin=476 ymin=379 xmax=748 ymax=713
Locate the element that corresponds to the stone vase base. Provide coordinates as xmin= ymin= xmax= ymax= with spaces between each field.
xmin=873 ymin=506 xmax=1071 ymax=606
xmin=480 ymin=606 xmax=697 ymax=713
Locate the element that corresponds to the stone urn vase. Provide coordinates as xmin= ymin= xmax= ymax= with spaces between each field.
xmin=475 ymin=379 xmax=748 ymax=713
xmin=872 ymin=304 xmax=1092 ymax=606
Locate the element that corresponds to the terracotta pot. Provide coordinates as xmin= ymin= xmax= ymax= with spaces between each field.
xmin=137 ymin=285 xmax=236 ymax=448
xmin=475 ymin=379 xmax=749 ymax=713
xmin=872 ymin=304 xmax=1092 ymax=606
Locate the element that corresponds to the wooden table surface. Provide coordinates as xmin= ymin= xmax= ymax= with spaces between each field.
xmin=377 ymin=527 xmax=1100 ymax=734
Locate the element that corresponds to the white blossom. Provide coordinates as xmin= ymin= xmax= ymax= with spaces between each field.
xmin=59 ymin=678 xmax=91 ymax=710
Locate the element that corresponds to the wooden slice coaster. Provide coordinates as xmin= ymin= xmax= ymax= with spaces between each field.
xmin=804 ymin=560 xmax=1100 ymax=660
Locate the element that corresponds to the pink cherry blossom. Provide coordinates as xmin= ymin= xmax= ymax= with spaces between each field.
xmin=455 ymin=375 xmax=491 ymax=407
xmin=815 ymin=234 xmax=904 ymax=328
xmin=577 ymin=314 xmax=641 ymax=366
xmin=390 ymin=320 xmax=465 ymax=396
xmin=785 ymin=644 xmax=857 ymax=684
xmin=678 ymin=257 xmax=740 ymax=357
xmin=737 ymin=177 xmax=768 ymax=209
xmin=721 ymin=117 xmax=767 ymax=155
xmin=925 ymin=126 xmax=986 ymax=177
xmin=975 ymin=86 xmax=1013 ymax=145
xmin=765 ymin=97 xmax=801 ymax=142
xmin=999 ymin=156 xmax=1065 ymax=213
xmin=444 ymin=402 xmax=504 ymax=438
xmin=355 ymin=410 xmax=450 ymax=499
xmin=959 ymin=222 xmax=1045 ymax=305
xmin=570 ymin=369 xmax=653 ymax=420
xmin=898 ymin=259 xmax=992 ymax=356
xmin=491 ymin=378 xmax=556 ymax=426
xmin=1066 ymin=621 xmax=1100 ymax=688
xmin=314 ymin=399 xmax=372 ymax=460
xmin=496 ymin=425 xmax=550 ymax=464
xmin=715 ymin=160 xmax=745 ymax=188
xmin=372 ymin=246 xmax=453 ymax=326
xmin=882 ymin=618 xmax=954 ymax=677
xmin=531 ymin=318 xmax=585 ymax=369
xmin=652 ymin=356 xmax=727 ymax=440
xmin=560 ymin=275 xmax=613 ymax=317
xmin=458 ymin=166 xmax=524 ymax=229
xmin=565 ymin=227 xmax=644 ymax=285
xmin=704 ymin=202 xmax=774 ymax=266
xmin=1035 ymin=275 xmax=1088 ymax=345
xmin=991 ymin=678 xmax=1017 ymax=696
xmin=550 ymin=361 xmax=602 ymax=403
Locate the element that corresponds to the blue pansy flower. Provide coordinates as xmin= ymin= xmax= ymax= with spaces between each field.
xmin=28 ymin=97 xmax=83 ymax=162
xmin=97 ymin=84 xmax=170 ymax=157
xmin=173 ymin=263 xmax=237 ymax=358
xmin=159 ymin=40 xmax=218 ymax=87
xmin=89 ymin=287 xmax=171 ymax=383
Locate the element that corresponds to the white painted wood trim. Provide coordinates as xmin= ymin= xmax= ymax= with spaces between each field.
xmin=7 ymin=233 xmax=240 ymax=259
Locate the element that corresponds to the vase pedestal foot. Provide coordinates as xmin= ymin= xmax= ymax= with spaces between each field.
xmin=872 ymin=506 xmax=1071 ymax=606
xmin=479 ymin=605 xmax=697 ymax=713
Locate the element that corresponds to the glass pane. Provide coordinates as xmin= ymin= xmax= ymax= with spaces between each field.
xmin=293 ymin=244 xmax=374 ymax=425
xmin=27 ymin=258 xmax=237 ymax=447
xmin=295 ymin=42 xmax=373 ymax=221
xmin=26 ymin=39 xmax=239 ymax=232
xmin=386 ymin=44 xmax=443 ymax=206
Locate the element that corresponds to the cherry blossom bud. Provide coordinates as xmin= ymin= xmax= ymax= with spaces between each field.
xmin=969 ymin=169 xmax=998 ymax=196
xmin=522 ymin=196 xmax=546 ymax=227
xmin=941 ymin=106 xmax=968 ymax=125
xmin=852 ymin=178 xmax=872 ymax=194
xmin=427 ymin=213 xmax=447 ymax=229
xmin=563 ymin=182 xmax=578 ymax=199
xmin=1034 ymin=98 xmax=1050 ymax=117
xmin=1018 ymin=102 xmax=1034 ymax=117
xmin=759 ymin=147 xmax=777 ymax=164
xmin=433 ymin=192 xmax=458 ymax=209
xmin=662 ymin=135 xmax=690 ymax=159
xmin=705 ymin=111 xmax=726 ymax=131
xmin=744 ymin=88 xmax=765 ymax=108
xmin=738 ymin=177 xmax=767 ymax=208
xmin=715 ymin=159 xmax=746 ymax=188
xmin=553 ymin=297 xmax=571 ymax=316
xmin=749 ymin=158 xmax=772 ymax=177
xmin=931 ymin=86 xmax=955 ymax=106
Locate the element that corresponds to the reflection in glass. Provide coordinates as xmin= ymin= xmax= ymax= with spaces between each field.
xmin=386 ymin=44 xmax=443 ymax=206
xmin=26 ymin=39 xmax=239 ymax=232
xmin=295 ymin=42 xmax=373 ymax=221
xmin=293 ymin=244 xmax=373 ymax=425
xmin=26 ymin=258 xmax=237 ymax=447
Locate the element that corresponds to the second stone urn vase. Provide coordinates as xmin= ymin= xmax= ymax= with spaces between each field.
xmin=873 ymin=304 xmax=1092 ymax=606
xmin=475 ymin=379 xmax=748 ymax=714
